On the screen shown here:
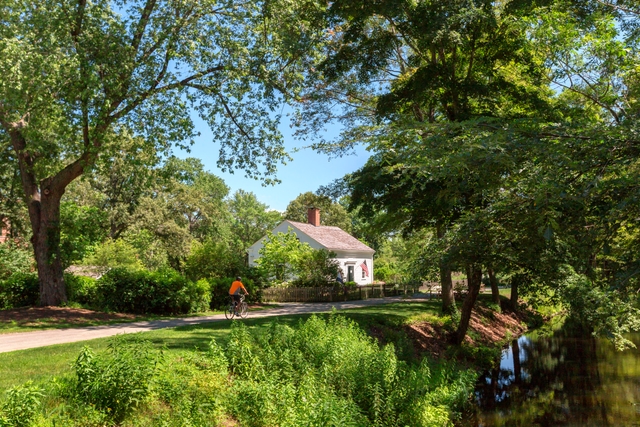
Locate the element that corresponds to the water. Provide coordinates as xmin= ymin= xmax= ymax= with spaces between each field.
xmin=464 ymin=330 xmax=640 ymax=426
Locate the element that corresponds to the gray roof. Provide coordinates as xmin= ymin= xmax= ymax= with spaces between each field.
xmin=286 ymin=221 xmax=375 ymax=253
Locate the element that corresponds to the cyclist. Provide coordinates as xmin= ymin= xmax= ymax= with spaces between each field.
xmin=229 ymin=276 xmax=249 ymax=314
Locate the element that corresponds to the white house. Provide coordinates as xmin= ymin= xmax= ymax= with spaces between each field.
xmin=248 ymin=208 xmax=375 ymax=285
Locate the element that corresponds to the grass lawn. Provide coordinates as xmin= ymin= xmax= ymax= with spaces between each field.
xmin=0 ymin=300 xmax=441 ymax=391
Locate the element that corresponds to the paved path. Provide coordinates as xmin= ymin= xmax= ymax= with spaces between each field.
xmin=0 ymin=297 xmax=408 ymax=353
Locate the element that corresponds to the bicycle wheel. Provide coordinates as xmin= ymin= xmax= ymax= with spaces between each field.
xmin=239 ymin=301 xmax=248 ymax=318
xmin=224 ymin=304 xmax=235 ymax=320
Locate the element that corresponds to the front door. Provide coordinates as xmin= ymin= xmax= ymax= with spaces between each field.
xmin=347 ymin=265 xmax=354 ymax=282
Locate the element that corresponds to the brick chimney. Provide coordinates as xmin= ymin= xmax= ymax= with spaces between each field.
xmin=307 ymin=207 xmax=320 ymax=226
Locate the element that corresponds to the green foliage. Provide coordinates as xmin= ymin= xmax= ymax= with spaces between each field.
xmin=59 ymin=202 xmax=109 ymax=268
xmin=2 ymin=0 xmax=312 ymax=305
xmin=184 ymin=239 xmax=244 ymax=282
xmin=0 ymin=305 xmax=482 ymax=426
xmin=96 ymin=268 xmax=211 ymax=314
xmin=0 ymin=273 xmax=39 ymax=309
xmin=294 ymin=249 xmax=340 ymax=287
xmin=559 ymin=270 xmax=640 ymax=351
xmin=208 ymin=277 xmax=258 ymax=309
xmin=0 ymin=243 xmax=33 ymax=281
xmin=284 ymin=191 xmax=353 ymax=232
xmin=224 ymin=316 xmax=477 ymax=426
xmin=228 ymin=190 xmax=283 ymax=250
xmin=153 ymin=350 xmax=228 ymax=426
xmin=0 ymin=382 xmax=43 ymax=427
xmin=121 ymin=229 xmax=169 ymax=271
xmin=257 ymin=229 xmax=313 ymax=282
xmin=64 ymin=274 xmax=98 ymax=306
xmin=258 ymin=229 xmax=341 ymax=286
xmin=71 ymin=337 xmax=160 ymax=423
xmin=83 ymin=239 xmax=143 ymax=270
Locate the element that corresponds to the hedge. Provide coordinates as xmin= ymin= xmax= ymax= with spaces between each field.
xmin=0 ymin=273 xmax=39 ymax=309
xmin=96 ymin=268 xmax=211 ymax=315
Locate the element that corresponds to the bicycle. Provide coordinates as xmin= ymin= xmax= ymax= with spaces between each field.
xmin=225 ymin=294 xmax=248 ymax=319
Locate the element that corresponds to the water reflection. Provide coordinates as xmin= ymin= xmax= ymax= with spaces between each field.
xmin=464 ymin=330 xmax=640 ymax=426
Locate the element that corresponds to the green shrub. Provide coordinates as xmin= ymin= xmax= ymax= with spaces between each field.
xmin=0 ymin=382 xmax=43 ymax=427
xmin=96 ymin=268 xmax=211 ymax=314
xmin=0 ymin=273 xmax=39 ymax=309
xmin=0 ymin=243 xmax=33 ymax=281
xmin=209 ymin=277 xmax=258 ymax=309
xmin=183 ymin=240 xmax=245 ymax=282
xmin=187 ymin=279 xmax=213 ymax=313
xmin=64 ymin=274 xmax=98 ymax=306
xmin=223 ymin=316 xmax=476 ymax=427
xmin=154 ymin=341 xmax=229 ymax=427
xmin=83 ymin=239 xmax=143 ymax=270
xmin=72 ymin=337 xmax=160 ymax=424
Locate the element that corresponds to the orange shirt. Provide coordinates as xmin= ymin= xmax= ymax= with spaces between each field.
xmin=229 ymin=280 xmax=247 ymax=295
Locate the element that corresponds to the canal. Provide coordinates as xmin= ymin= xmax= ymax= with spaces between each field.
xmin=463 ymin=328 xmax=640 ymax=426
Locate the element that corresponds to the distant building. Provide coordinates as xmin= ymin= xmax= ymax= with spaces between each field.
xmin=64 ymin=265 xmax=109 ymax=280
xmin=248 ymin=208 xmax=375 ymax=284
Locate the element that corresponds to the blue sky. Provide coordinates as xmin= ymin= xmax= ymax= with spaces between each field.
xmin=178 ymin=115 xmax=371 ymax=212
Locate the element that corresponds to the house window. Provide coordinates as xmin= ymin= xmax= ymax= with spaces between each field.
xmin=362 ymin=269 xmax=365 ymax=279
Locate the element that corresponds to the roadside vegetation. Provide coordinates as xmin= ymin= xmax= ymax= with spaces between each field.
xmin=0 ymin=298 xmax=538 ymax=426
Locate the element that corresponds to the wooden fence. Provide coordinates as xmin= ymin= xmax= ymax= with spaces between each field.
xmin=262 ymin=283 xmax=421 ymax=303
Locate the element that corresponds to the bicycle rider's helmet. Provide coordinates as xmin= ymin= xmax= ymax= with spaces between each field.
xmin=236 ymin=276 xmax=241 ymax=281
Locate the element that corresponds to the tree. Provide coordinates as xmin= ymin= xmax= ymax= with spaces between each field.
xmin=0 ymin=0 xmax=310 ymax=305
xmin=0 ymin=145 xmax=28 ymax=240
xmin=300 ymin=0 xmax=640 ymax=345
xmin=296 ymin=249 xmax=340 ymax=287
xmin=256 ymin=229 xmax=339 ymax=285
xmin=257 ymin=229 xmax=312 ymax=282
xmin=59 ymin=201 xmax=109 ymax=267
xmin=228 ymin=190 xmax=283 ymax=250
xmin=284 ymin=192 xmax=352 ymax=232
xmin=160 ymin=157 xmax=231 ymax=242
xmin=85 ymin=133 xmax=161 ymax=240
xmin=290 ymin=0 xmax=554 ymax=330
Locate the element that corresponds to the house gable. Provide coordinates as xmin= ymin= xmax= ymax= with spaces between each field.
xmin=247 ymin=218 xmax=375 ymax=284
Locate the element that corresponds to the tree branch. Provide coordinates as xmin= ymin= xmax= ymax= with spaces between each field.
xmin=216 ymin=93 xmax=256 ymax=146
xmin=596 ymin=0 xmax=640 ymax=16
xmin=131 ymin=0 xmax=157 ymax=54
xmin=71 ymin=0 xmax=86 ymax=41
xmin=110 ymin=65 xmax=225 ymax=121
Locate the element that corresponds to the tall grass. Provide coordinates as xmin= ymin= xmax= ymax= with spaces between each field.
xmin=0 ymin=313 xmax=477 ymax=426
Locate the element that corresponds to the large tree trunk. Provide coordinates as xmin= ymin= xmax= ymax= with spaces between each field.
xmin=440 ymin=262 xmax=455 ymax=314
xmin=437 ymin=224 xmax=456 ymax=314
xmin=454 ymin=264 xmax=482 ymax=345
xmin=32 ymin=193 xmax=67 ymax=306
xmin=488 ymin=267 xmax=500 ymax=306
xmin=510 ymin=274 xmax=520 ymax=311
xmin=7 ymin=122 xmax=90 ymax=306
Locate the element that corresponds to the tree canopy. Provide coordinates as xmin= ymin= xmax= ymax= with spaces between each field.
xmin=287 ymin=0 xmax=640 ymax=346
xmin=0 ymin=0 xmax=315 ymax=304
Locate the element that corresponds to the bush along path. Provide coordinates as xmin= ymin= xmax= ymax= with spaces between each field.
xmin=0 ymin=297 xmax=407 ymax=353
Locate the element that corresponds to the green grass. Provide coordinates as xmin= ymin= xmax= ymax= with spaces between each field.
xmin=0 ymin=301 xmax=438 ymax=391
